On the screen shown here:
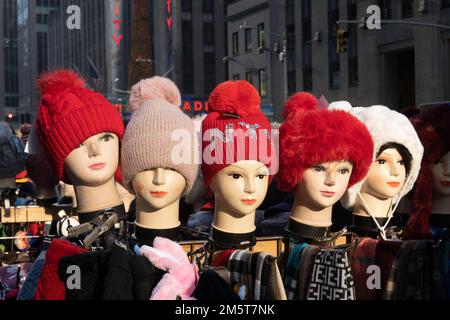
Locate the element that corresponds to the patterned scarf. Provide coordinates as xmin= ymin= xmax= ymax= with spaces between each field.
xmin=307 ymin=247 xmax=355 ymax=300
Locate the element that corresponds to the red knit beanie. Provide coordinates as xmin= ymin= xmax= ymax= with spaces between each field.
xmin=201 ymin=80 xmax=276 ymax=186
xmin=35 ymin=239 xmax=87 ymax=300
xmin=36 ymin=69 xmax=125 ymax=183
xmin=404 ymin=105 xmax=450 ymax=239
xmin=277 ymin=92 xmax=374 ymax=193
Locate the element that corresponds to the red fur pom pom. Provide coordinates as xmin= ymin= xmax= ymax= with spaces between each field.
xmin=208 ymin=80 xmax=261 ymax=117
xmin=37 ymin=69 xmax=85 ymax=98
xmin=282 ymin=92 xmax=317 ymax=121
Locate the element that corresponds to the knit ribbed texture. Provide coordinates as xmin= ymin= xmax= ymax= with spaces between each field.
xmin=121 ymin=79 xmax=198 ymax=195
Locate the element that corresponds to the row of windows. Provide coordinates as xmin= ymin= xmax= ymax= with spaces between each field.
xmin=36 ymin=0 xmax=59 ymax=8
xmin=233 ymin=69 xmax=267 ymax=97
xmin=232 ymin=23 xmax=265 ymax=55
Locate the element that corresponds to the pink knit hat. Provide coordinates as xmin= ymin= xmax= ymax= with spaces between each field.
xmin=121 ymin=76 xmax=198 ymax=195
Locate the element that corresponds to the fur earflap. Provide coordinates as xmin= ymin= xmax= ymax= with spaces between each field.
xmin=37 ymin=69 xmax=85 ymax=98
xmin=208 ymin=80 xmax=261 ymax=117
xmin=277 ymin=106 xmax=374 ymax=193
xmin=282 ymin=92 xmax=317 ymax=121
xmin=129 ymin=76 xmax=182 ymax=112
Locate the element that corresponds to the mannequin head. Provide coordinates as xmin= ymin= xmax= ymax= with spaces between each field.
xmin=132 ymin=168 xmax=186 ymax=210
xmin=340 ymin=105 xmax=423 ymax=212
xmin=122 ymin=76 xmax=197 ymax=233
xmin=361 ymin=142 xmax=412 ymax=201
xmin=64 ymin=132 xmax=119 ymax=187
xmin=278 ymin=95 xmax=374 ymax=231
xmin=431 ymin=151 xmax=450 ymax=196
xmin=210 ymin=160 xmax=269 ymax=217
xmin=296 ymin=161 xmax=353 ymax=210
xmin=201 ymin=81 xmax=276 ymax=238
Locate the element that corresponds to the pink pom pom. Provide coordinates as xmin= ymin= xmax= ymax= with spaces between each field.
xmin=129 ymin=76 xmax=182 ymax=112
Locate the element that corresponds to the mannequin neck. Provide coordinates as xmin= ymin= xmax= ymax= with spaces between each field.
xmin=290 ymin=196 xmax=333 ymax=228
xmin=134 ymin=223 xmax=181 ymax=245
xmin=431 ymin=194 xmax=450 ymax=215
xmin=135 ymin=196 xmax=181 ymax=230
xmin=353 ymin=191 xmax=392 ymax=219
xmin=35 ymin=186 xmax=56 ymax=200
xmin=74 ymin=177 xmax=123 ymax=213
xmin=212 ymin=202 xmax=256 ymax=235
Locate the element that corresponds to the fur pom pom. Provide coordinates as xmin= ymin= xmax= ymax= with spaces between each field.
xmin=37 ymin=70 xmax=85 ymax=98
xmin=129 ymin=76 xmax=181 ymax=112
xmin=208 ymin=80 xmax=261 ymax=117
xmin=282 ymin=92 xmax=317 ymax=121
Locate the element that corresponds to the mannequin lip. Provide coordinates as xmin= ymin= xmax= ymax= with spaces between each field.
xmin=150 ymin=191 xmax=168 ymax=198
xmin=89 ymin=163 xmax=106 ymax=170
xmin=387 ymin=181 xmax=400 ymax=187
xmin=440 ymin=181 xmax=450 ymax=187
xmin=240 ymin=199 xmax=257 ymax=205
xmin=320 ymin=191 xmax=335 ymax=198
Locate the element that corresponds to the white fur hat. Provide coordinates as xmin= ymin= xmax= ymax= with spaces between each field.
xmin=327 ymin=103 xmax=424 ymax=210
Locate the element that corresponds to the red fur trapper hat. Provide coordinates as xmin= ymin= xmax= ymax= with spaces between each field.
xmin=404 ymin=104 xmax=450 ymax=239
xmin=277 ymin=92 xmax=374 ymax=193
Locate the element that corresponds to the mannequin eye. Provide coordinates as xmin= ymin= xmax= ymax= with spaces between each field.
xmin=312 ymin=165 xmax=325 ymax=172
xmin=100 ymin=133 xmax=114 ymax=142
xmin=432 ymin=159 xmax=440 ymax=165
xmin=398 ymin=160 xmax=405 ymax=166
xmin=338 ymin=168 xmax=350 ymax=174
xmin=229 ymin=173 xmax=242 ymax=180
xmin=376 ymin=159 xmax=387 ymax=165
xmin=257 ymin=174 xmax=267 ymax=179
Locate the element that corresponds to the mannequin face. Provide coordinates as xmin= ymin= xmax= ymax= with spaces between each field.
xmin=296 ymin=161 xmax=353 ymax=209
xmin=431 ymin=151 xmax=450 ymax=196
xmin=64 ymin=132 xmax=119 ymax=187
xmin=210 ymin=160 xmax=269 ymax=217
xmin=361 ymin=148 xmax=407 ymax=200
xmin=132 ymin=168 xmax=186 ymax=210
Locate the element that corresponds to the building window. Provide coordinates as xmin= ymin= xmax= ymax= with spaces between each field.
xmin=378 ymin=0 xmax=392 ymax=19
xmin=257 ymin=23 xmax=265 ymax=49
xmin=348 ymin=0 xmax=358 ymax=87
xmin=245 ymin=71 xmax=253 ymax=84
xmin=401 ymin=0 xmax=414 ymax=19
xmin=302 ymin=0 xmax=312 ymax=91
xmin=442 ymin=0 xmax=450 ymax=8
xmin=204 ymin=52 xmax=216 ymax=94
xmin=258 ymin=69 xmax=267 ymax=97
xmin=182 ymin=0 xmax=192 ymax=12
xmin=287 ymin=0 xmax=296 ymax=94
xmin=232 ymin=32 xmax=239 ymax=55
xmin=202 ymin=0 xmax=214 ymax=12
xmin=233 ymin=74 xmax=240 ymax=80
xmin=328 ymin=0 xmax=341 ymax=90
xmin=245 ymin=28 xmax=252 ymax=52
xmin=204 ymin=23 xmax=215 ymax=45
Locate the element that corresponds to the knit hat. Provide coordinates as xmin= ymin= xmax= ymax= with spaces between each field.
xmin=404 ymin=104 xmax=450 ymax=239
xmin=34 ymin=239 xmax=88 ymax=300
xmin=121 ymin=76 xmax=198 ymax=195
xmin=277 ymin=93 xmax=374 ymax=193
xmin=338 ymin=105 xmax=424 ymax=210
xmin=201 ymin=80 xmax=276 ymax=187
xmin=36 ymin=69 xmax=125 ymax=184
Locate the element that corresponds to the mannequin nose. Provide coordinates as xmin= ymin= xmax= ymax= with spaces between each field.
xmin=389 ymin=163 xmax=400 ymax=176
xmin=244 ymin=177 xmax=256 ymax=194
xmin=443 ymin=161 xmax=450 ymax=177
xmin=153 ymin=168 xmax=166 ymax=186
xmin=87 ymin=142 xmax=101 ymax=157
xmin=324 ymin=171 xmax=336 ymax=186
